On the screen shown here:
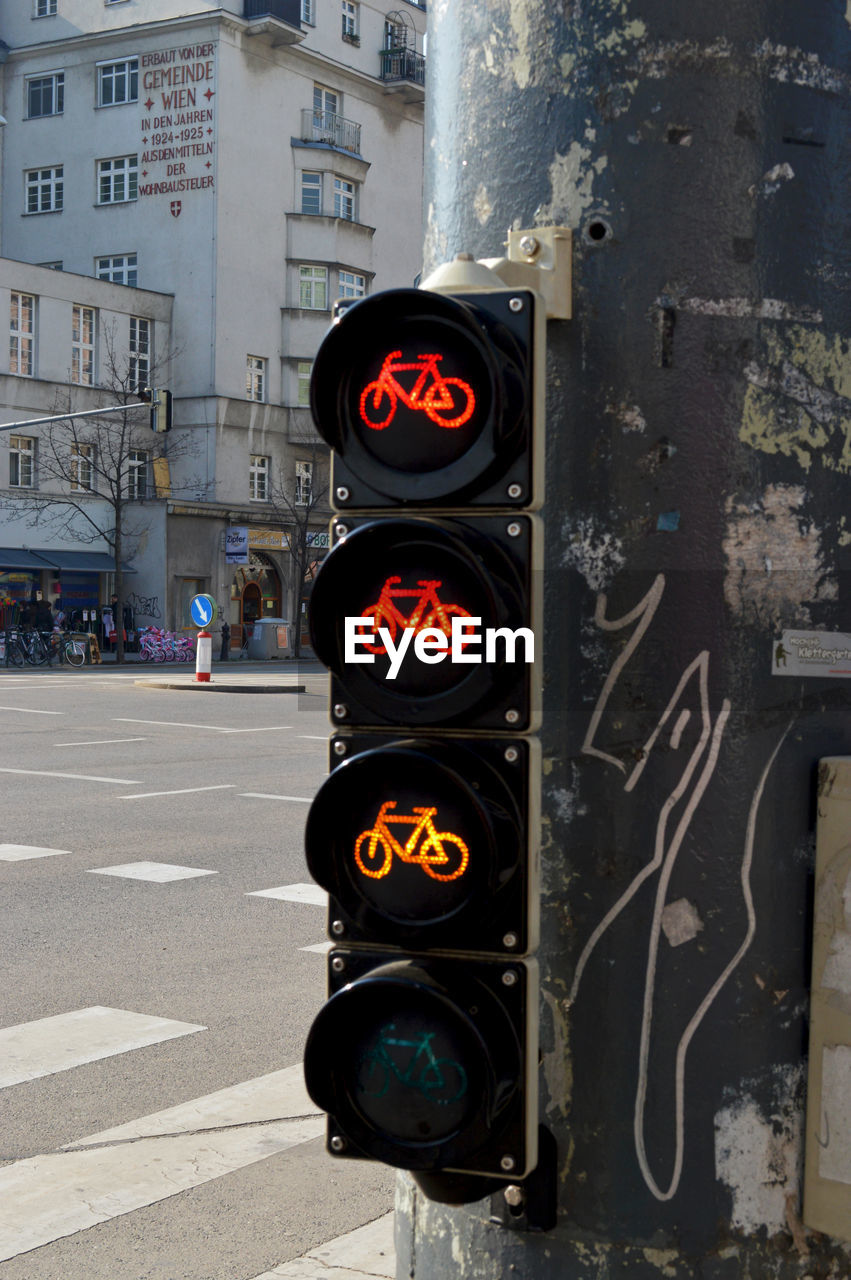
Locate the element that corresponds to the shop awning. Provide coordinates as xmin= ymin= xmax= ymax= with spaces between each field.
xmin=40 ymin=551 xmax=120 ymax=573
xmin=0 ymin=549 xmax=136 ymax=573
xmin=0 ymin=548 xmax=57 ymax=570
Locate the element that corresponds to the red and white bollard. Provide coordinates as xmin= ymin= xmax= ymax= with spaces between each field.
xmin=195 ymin=629 xmax=212 ymax=683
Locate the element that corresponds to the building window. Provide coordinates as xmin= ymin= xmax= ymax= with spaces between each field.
xmin=297 ymin=361 xmax=313 ymax=407
xmin=26 ymin=166 xmax=63 ymax=214
xmin=71 ymin=305 xmax=96 ymax=385
xmin=10 ymin=293 xmax=35 ymax=377
xmin=71 ymin=443 xmax=95 ymax=492
xmin=301 ymin=171 xmax=322 ymax=215
xmin=313 ymin=84 xmax=338 ymax=123
xmin=295 ymin=460 xmax=313 ymax=506
xmin=338 ymin=270 xmax=365 ymax=299
xmin=246 ymin=355 xmax=266 ymax=402
xmin=341 ymin=0 xmax=359 ymax=40
xmin=97 ymin=155 xmax=138 ymax=205
xmin=9 ymin=437 xmax=36 ymax=489
xmin=333 ymin=177 xmax=356 ymax=221
xmin=299 ymin=265 xmax=328 ymax=310
xmin=301 ymin=0 xmax=315 ymax=22
xmin=129 ymin=317 xmax=150 ymax=393
xmin=98 ymin=58 xmax=138 ymax=107
xmin=27 ymin=72 xmax=64 ymax=118
xmin=96 ymin=252 xmax=137 ymax=286
xmin=35 ymin=0 xmax=58 ymax=15
xmin=249 ymin=454 xmax=269 ymax=502
xmin=126 ymin=449 xmax=148 ymax=500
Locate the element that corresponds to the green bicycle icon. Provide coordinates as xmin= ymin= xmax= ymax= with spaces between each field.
xmin=357 ymin=1023 xmax=468 ymax=1105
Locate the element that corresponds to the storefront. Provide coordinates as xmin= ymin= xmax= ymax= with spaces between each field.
xmin=0 ymin=547 xmax=132 ymax=632
xmin=229 ymin=549 xmax=283 ymax=650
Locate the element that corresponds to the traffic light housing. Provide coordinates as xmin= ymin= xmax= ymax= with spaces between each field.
xmin=310 ymin=288 xmax=541 ymax=509
xmin=302 ymin=278 xmax=545 ymax=1200
xmin=149 ymin=387 xmax=172 ymax=433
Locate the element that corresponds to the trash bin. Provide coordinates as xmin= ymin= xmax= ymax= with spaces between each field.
xmin=246 ymin=617 xmax=292 ymax=660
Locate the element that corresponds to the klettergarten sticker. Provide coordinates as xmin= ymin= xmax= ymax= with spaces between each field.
xmin=772 ymin=631 xmax=851 ymax=678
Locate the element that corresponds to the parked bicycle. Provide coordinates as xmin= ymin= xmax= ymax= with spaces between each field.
xmin=138 ymin=627 xmax=195 ymax=663
xmin=357 ymin=1023 xmax=468 ymax=1105
xmin=359 ymin=349 xmax=476 ymax=431
xmin=354 ymin=800 xmax=470 ymax=882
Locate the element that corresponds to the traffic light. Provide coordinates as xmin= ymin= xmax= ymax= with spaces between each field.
xmin=302 ymin=279 xmax=545 ymax=1200
xmin=148 ymin=387 xmax=172 ymax=433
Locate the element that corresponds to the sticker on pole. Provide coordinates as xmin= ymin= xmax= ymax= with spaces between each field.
xmin=189 ymin=594 xmax=218 ymax=629
xmin=772 ymin=630 xmax=851 ymax=678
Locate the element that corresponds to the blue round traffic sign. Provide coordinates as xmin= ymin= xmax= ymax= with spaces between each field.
xmin=189 ymin=594 xmax=218 ymax=628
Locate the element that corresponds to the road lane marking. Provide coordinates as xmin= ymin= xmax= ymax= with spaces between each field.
xmin=239 ymin=793 xmax=312 ymax=803
xmin=217 ymin=727 xmax=290 ymax=737
xmin=0 ymin=767 xmax=141 ymax=784
xmin=120 ymin=784 xmax=235 ymax=800
xmin=246 ymin=1212 xmax=395 ymax=1280
xmin=0 ymin=1065 xmax=321 ymax=1264
xmin=55 ymin=737 xmax=147 ymax=747
xmin=299 ymin=735 xmax=328 ymax=741
xmin=247 ymin=884 xmax=326 ymax=906
xmin=300 ymin=942 xmax=333 ymax=954
xmin=0 ymin=844 xmax=69 ymax=862
xmin=67 ymin=1061 xmax=316 ymax=1146
xmin=0 ymin=1007 xmax=206 ymax=1090
xmin=113 ymin=717 xmax=282 ymax=733
xmin=88 ymin=862 xmax=218 ymax=883
xmin=0 ymin=705 xmax=64 ymax=715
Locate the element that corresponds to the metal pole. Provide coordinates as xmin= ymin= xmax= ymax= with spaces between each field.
xmin=0 ymin=403 xmax=149 ymax=432
xmin=399 ymin=2 xmax=851 ymax=1275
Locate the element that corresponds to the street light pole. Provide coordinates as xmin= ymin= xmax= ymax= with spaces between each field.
xmin=398 ymin=2 xmax=851 ymax=1275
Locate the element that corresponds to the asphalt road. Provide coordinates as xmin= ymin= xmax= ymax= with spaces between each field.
xmin=0 ymin=664 xmax=394 ymax=1280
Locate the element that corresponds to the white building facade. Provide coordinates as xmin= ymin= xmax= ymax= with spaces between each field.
xmin=0 ymin=0 xmax=426 ymax=646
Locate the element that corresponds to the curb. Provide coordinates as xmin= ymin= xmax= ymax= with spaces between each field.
xmin=134 ymin=680 xmax=308 ymax=693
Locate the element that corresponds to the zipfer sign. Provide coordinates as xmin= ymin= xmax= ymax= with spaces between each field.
xmin=302 ymin=285 xmax=543 ymax=1202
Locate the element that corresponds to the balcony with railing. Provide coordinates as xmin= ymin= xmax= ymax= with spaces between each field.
xmin=243 ymin=0 xmax=304 ymax=44
xmin=299 ymin=109 xmax=362 ymax=156
xmin=379 ymin=46 xmax=425 ymax=96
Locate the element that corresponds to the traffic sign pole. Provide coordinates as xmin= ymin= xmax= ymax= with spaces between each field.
xmin=195 ymin=631 xmax=212 ymax=683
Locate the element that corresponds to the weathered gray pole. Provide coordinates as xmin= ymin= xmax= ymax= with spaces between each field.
xmin=397 ymin=2 xmax=851 ymax=1275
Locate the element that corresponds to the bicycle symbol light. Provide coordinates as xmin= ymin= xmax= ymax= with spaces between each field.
xmin=359 ymin=349 xmax=477 ymax=431
xmin=360 ymin=575 xmax=471 ymax=656
xmin=354 ymin=801 xmax=470 ymax=882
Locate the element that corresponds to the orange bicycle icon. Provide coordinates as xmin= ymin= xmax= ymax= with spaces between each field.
xmin=360 ymin=576 xmax=471 ymax=656
xmin=359 ymin=350 xmax=476 ymax=431
xmin=355 ymin=801 xmax=470 ymax=881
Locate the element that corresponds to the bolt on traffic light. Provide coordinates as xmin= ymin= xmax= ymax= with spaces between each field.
xmin=302 ymin=277 xmax=546 ymax=1203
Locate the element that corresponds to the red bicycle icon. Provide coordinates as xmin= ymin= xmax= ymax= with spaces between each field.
xmin=359 ymin=350 xmax=476 ymax=431
xmin=360 ymin=576 xmax=471 ymax=656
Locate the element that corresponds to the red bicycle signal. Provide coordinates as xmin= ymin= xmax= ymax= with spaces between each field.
xmin=359 ymin=350 xmax=476 ymax=431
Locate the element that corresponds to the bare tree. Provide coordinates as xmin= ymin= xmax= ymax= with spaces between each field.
xmin=267 ymin=429 xmax=331 ymax=658
xmin=1 ymin=327 xmax=195 ymax=663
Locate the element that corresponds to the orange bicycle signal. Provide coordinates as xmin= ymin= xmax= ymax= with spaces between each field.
xmin=354 ymin=801 xmax=470 ymax=882
xmin=359 ymin=576 xmax=471 ymax=656
xmin=359 ymin=350 xmax=477 ymax=431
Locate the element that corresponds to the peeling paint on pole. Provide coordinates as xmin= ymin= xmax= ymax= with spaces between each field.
xmin=402 ymin=0 xmax=851 ymax=1275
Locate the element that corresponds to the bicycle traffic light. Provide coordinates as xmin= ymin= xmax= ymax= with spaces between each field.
xmin=148 ymin=387 xmax=172 ymax=433
xmin=303 ymin=278 xmax=545 ymax=1198
xmin=310 ymin=288 xmax=542 ymax=509
xmin=308 ymin=514 xmax=539 ymax=731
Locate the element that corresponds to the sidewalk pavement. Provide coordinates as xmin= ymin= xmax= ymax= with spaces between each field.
xmin=95 ymin=651 xmax=326 ymax=692
xmin=247 ymin=1213 xmax=395 ymax=1280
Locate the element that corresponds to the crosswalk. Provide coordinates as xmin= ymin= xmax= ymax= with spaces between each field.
xmin=0 ymin=1019 xmax=324 ymax=1264
xmin=0 ymin=850 xmax=334 ymax=1268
